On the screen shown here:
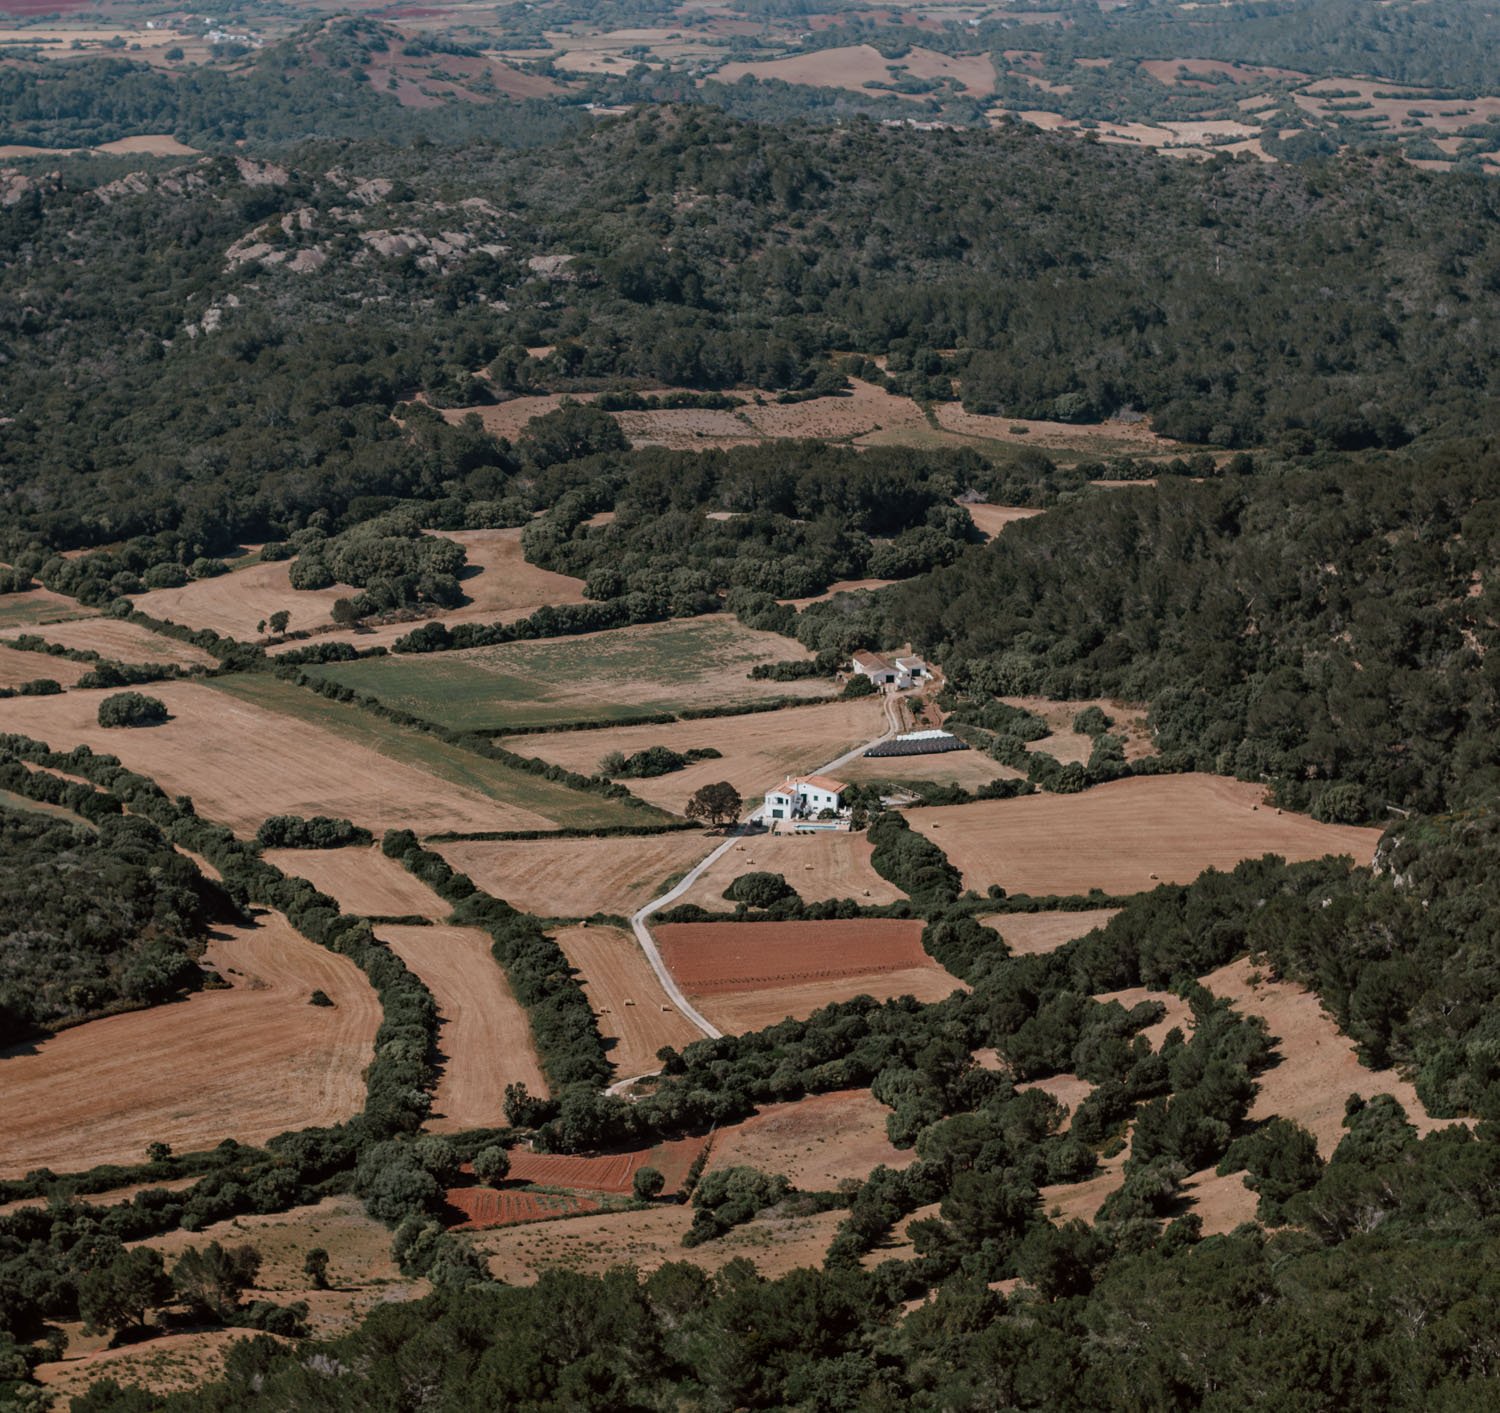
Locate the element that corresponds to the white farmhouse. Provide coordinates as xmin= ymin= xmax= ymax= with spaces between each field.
xmin=850 ymin=650 xmax=900 ymax=686
xmin=763 ymin=774 xmax=848 ymax=823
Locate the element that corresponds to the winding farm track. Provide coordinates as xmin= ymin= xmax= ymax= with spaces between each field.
xmin=612 ymin=690 xmax=906 ymax=1090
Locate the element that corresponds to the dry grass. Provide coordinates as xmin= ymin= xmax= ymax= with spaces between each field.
xmin=960 ymin=503 xmax=1045 ymax=539
xmin=678 ymin=830 xmax=905 ymax=910
xmin=35 ymin=1330 xmax=262 ymax=1402
xmin=910 ymin=774 xmax=1383 ymax=897
xmin=0 ymin=910 xmax=378 ymax=1176
xmin=932 ymin=400 xmax=1177 ymax=454
xmin=977 ymin=909 xmax=1121 ymax=956
xmin=377 ymin=924 xmax=548 ymax=1128
xmin=716 ymin=44 xmax=995 ymax=99
xmin=840 ymin=747 xmax=1023 ymax=791
xmin=1200 ymin=956 xmax=1459 ymax=1155
xmin=515 ymin=695 xmax=888 ymax=814
xmin=262 ymin=844 xmax=447 ymax=918
xmin=0 ymin=644 xmax=88 ymax=687
xmin=1003 ymin=694 xmax=1156 ymax=765
xmin=0 ymin=617 xmax=217 ymax=668
xmin=133 ymin=558 xmax=355 ymax=640
xmin=0 ymin=586 xmax=96 ymax=628
xmin=476 ymin=1203 xmax=847 ymax=1285
xmin=550 ymin=922 xmax=704 ymax=1077
xmin=711 ymin=1090 xmax=912 ymax=1190
xmin=136 ymin=1194 xmax=421 ymax=1337
xmin=435 ymin=832 xmax=716 ymax=918
xmin=0 ymin=680 xmax=561 ymax=837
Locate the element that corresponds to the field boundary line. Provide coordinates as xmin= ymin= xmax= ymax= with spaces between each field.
xmin=627 ymin=688 xmax=906 ymax=1047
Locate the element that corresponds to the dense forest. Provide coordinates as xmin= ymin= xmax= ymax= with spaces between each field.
xmin=0 ymin=807 xmax=218 ymax=1044
xmin=6 ymin=109 xmax=1500 ymax=562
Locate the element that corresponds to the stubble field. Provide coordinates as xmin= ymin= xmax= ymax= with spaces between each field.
xmin=375 ymin=924 xmax=547 ymax=1131
xmin=910 ymin=774 xmax=1383 ymax=896
xmin=0 ymin=911 xmax=378 ymax=1176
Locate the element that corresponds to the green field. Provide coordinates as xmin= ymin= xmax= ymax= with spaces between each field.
xmin=307 ymin=618 xmax=827 ymax=732
xmin=206 ymin=674 xmax=666 ymax=830
xmin=0 ymin=595 xmax=96 ymax=629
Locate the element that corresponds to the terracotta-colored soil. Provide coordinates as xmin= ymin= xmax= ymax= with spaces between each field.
xmin=0 ymin=911 xmax=378 ymax=1176
xmin=0 ymin=680 xmax=556 ymax=837
xmin=1 ymin=617 xmax=215 ymax=668
xmin=516 ymin=695 xmax=887 ymax=815
xmin=476 ymin=1203 xmax=847 ymax=1285
xmin=910 ymin=774 xmax=1383 ymax=897
xmin=435 ymin=832 xmax=716 ymax=918
xmin=550 ymin=923 xmax=704 ymax=1077
xmin=503 ymin=1134 xmax=709 ymax=1196
xmin=0 ymin=643 xmax=88 ymax=687
xmin=678 ymin=830 xmax=906 ymax=910
xmin=657 ymin=918 xmax=932 ymax=993
xmin=263 ymin=843 xmax=447 ymax=918
xmin=711 ymin=1090 xmax=912 ymax=1190
xmin=976 ymin=909 xmax=1121 ymax=956
xmin=376 ymin=924 xmax=547 ymax=1130
xmin=446 ymin=1188 xmax=603 ymax=1230
xmin=655 ymin=918 xmax=962 ymax=1032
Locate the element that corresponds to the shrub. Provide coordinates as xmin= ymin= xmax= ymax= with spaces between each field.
xmin=473 ymin=1145 xmax=511 ymax=1187
xmin=724 ymin=871 xmax=795 ymax=908
xmin=97 ymin=692 xmax=169 ymax=728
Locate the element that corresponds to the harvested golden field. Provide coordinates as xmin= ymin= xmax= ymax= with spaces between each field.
xmin=1003 ymin=694 xmax=1156 ymax=764
xmin=910 ymin=774 xmax=1383 ymax=897
xmin=0 ymin=617 xmax=217 ymax=668
xmin=0 ymin=911 xmax=378 ymax=1176
xmin=977 ymin=909 xmax=1121 ymax=956
xmin=0 ymin=680 xmax=562 ymax=837
xmin=839 ymin=747 xmax=1023 ymax=791
xmin=716 ymin=44 xmax=995 ymax=99
xmin=711 ymin=1090 xmax=912 ymax=1190
xmin=780 ymin=577 xmax=897 ymax=609
xmin=678 ymin=830 xmax=905 ymax=910
xmin=376 ymin=925 xmax=547 ymax=1130
xmin=960 ymin=503 xmax=1045 ymax=539
xmin=435 ymin=832 xmax=715 ymax=918
xmin=0 ymin=643 xmax=88 ymax=687
xmin=133 ymin=558 xmax=354 ymax=640
xmin=515 ymin=695 xmax=887 ymax=814
xmin=262 ymin=844 xmax=448 ymax=918
xmin=477 ymin=1203 xmax=847 ymax=1285
xmin=550 ymin=923 xmax=704 ymax=1078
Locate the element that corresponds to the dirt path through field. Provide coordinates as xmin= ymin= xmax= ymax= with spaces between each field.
xmin=0 ymin=911 xmax=378 ymax=1175
xmin=376 ymin=924 xmax=546 ymax=1130
xmin=622 ymin=690 xmax=905 ymax=1065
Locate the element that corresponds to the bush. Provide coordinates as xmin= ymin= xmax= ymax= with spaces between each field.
xmin=255 ymin=815 xmax=372 ymax=849
xmin=473 ymin=1145 xmax=511 ymax=1187
xmin=843 ymin=674 xmax=877 ymax=698
xmin=724 ymin=871 xmax=796 ymax=908
xmin=97 ymin=692 xmax=169 ymax=728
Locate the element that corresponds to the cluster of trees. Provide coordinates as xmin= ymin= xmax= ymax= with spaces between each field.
xmin=599 ymin=744 xmax=719 ymax=779
xmin=97 ymin=692 xmax=169 ymax=728
xmin=285 ymin=512 xmax=469 ymax=617
xmin=0 ymin=808 xmax=219 ymax=1044
xmin=253 ymin=815 xmax=372 ymax=850
xmin=890 ymin=449 xmax=1500 ymax=815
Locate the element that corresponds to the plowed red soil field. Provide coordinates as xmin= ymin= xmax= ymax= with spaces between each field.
xmin=506 ymin=1134 xmax=709 ymax=1195
xmin=655 ymin=919 xmax=930 ymax=992
xmin=446 ymin=1188 xmax=601 ymax=1231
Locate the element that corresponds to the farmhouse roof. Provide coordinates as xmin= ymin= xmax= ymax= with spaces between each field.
xmin=851 ymin=650 xmax=895 ymax=672
xmin=778 ymin=774 xmax=849 ymax=795
xmin=894 ymin=655 xmax=926 ymax=670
